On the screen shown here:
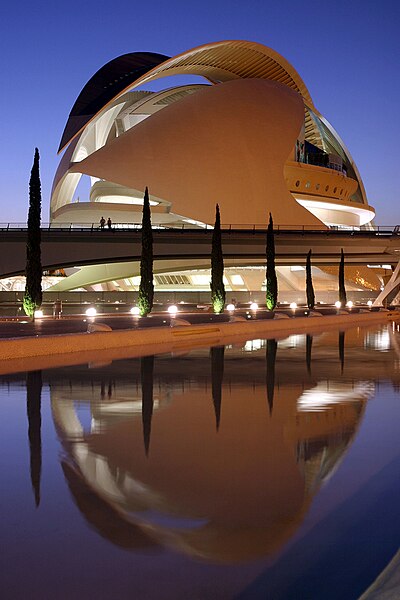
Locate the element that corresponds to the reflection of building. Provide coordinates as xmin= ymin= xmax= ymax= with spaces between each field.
xmin=50 ymin=352 xmax=372 ymax=563
xmin=47 ymin=41 xmax=378 ymax=295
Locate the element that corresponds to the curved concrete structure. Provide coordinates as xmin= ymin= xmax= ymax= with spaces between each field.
xmin=48 ymin=40 xmax=377 ymax=293
xmin=52 ymin=40 xmax=374 ymax=229
xmin=70 ymin=79 xmax=320 ymax=228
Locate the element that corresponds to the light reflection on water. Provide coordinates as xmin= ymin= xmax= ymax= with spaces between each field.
xmin=0 ymin=324 xmax=400 ymax=599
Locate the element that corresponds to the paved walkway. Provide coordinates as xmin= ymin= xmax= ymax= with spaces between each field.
xmin=0 ymin=307 xmax=360 ymax=339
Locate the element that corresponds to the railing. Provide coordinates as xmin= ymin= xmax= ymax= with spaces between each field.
xmin=0 ymin=223 xmax=399 ymax=234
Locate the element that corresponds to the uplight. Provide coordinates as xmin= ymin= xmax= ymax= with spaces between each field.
xmin=130 ymin=306 xmax=140 ymax=315
xmin=367 ymin=300 xmax=373 ymax=308
xmin=335 ymin=301 xmax=341 ymax=309
xmin=34 ymin=310 xmax=43 ymax=318
xmin=250 ymin=302 xmax=258 ymax=311
xmin=346 ymin=301 xmax=353 ymax=309
xmin=226 ymin=303 xmax=235 ymax=311
xmin=85 ymin=307 xmax=97 ymax=317
xmin=168 ymin=305 xmax=178 ymax=315
xmin=290 ymin=302 xmax=297 ymax=310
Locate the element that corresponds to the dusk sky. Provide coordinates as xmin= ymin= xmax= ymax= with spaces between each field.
xmin=1 ymin=0 xmax=399 ymax=224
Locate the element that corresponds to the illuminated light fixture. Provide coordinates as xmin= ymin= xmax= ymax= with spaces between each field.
xmin=34 ymin=310 xmax=44 ymax=318
xmin=168 ymin=305 xmax=178 ymax=315
xmin=250 ymin=302 xmax=258 ymax=311
xmin=226 ymin=303 xmax=235 ymax=311
xmin=367 ymin=300 xmax=373 ymax=308
xmin=130 ymin=306 xmax=140 ymax=315
xmin=85 ymin=307 xmax=97 ymax=316
xmin=335 ymin=301 xmax=341 ymax=309
xmin=346 ymin=301 xmax=353 ymax=309
xmin=290 ymin=302 xmax=297 ymax=310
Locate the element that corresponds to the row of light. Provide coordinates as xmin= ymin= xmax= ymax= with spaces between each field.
xmin=33 ymin=300 xmax=375 ymax=319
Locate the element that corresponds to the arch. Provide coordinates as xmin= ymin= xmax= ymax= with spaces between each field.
xmin=59 ymin=40 xmax=315 ymax=152
xmin=58 ymin=52 xmax=170 ymax=152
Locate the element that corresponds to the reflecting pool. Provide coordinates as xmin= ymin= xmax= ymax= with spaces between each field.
xmin=1 ymin=325 xmax=400 ymax=599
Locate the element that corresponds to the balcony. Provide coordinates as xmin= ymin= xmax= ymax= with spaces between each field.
xmin=284 ymin=161 xmax=375 ymax=227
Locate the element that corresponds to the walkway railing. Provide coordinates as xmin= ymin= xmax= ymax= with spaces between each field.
xmin=0 ymin=223 xmax=399 ymax=234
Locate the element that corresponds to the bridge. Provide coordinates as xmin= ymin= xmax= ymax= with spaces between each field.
xmin=3 ymin=223 xmax=400 ymax=304
xmin=1 ymin=224 xmax=400 ymax=279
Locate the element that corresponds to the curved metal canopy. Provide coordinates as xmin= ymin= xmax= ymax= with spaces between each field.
xmin=58 ymin=52 xmax=170 ymax=152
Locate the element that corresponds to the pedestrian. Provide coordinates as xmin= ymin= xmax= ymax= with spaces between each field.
xmin=107 ymin=217 xmax=112 ymax=230
xmin=100 ymin=216 xmax=105 ymax=230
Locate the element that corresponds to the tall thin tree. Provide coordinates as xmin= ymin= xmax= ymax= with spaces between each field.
xmin=23 ymin=148 xmax=42 ymax=319
xmin=266 ymin=213 xmax=278 ymax=310
xmin=210 ymin=204 xmax=225 ymax=313
xmin=138 ymin=187 xmax=154 ymax=317
xmin=339 ymin=247 xmax=347 ymax=306
xmin=306 ymin=249 xmax=315 ymax=309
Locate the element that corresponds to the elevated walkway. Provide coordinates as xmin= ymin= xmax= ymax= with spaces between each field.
xmin=1 ymin=224 xmax=400 ymax=279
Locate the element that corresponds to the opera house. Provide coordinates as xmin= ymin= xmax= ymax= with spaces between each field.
xmin=48 ymin=40 xmax=379 ymax=297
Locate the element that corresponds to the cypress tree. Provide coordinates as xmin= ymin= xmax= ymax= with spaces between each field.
xmin=23 ymin=148 xmax=42 ymax=319
xmin=210 ymin=204 xmax=225 ymax=313
xmin=138 ymin=187 xmax=154 ymax=317
xmin=339 ymin=247 xmax=347 ymax=306
xmin=266 ymin=213 xmax=277 ymax=310
xmin=306 ymin=249 xmax=315 ymax=309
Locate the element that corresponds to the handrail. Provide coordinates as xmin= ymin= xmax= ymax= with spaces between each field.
xmin=0 ymin=223 xmax=399 ymax=234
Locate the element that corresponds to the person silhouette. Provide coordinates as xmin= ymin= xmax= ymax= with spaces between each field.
xmin=107 ymin=217 xmax=112 ymax=230
xmin=100 ymin=216 xmax=105 ymax=230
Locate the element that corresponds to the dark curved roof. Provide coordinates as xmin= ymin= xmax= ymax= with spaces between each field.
xmin=58 ymin=52 xmax=170 ymax=153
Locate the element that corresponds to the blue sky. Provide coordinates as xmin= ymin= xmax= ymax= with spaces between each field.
xmin=0 ymin=0 xmax=399 ymax=223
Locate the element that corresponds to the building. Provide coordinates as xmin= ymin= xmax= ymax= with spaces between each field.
xmin=48 ymin=41 xmax=380 ymax=298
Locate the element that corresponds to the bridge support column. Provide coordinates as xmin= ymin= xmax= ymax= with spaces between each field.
xmin=373 ymin=260 xmax=400 ymax=306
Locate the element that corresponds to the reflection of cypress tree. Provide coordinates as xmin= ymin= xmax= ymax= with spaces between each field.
xmin=266 ymin=339 xmax=277 ymax=414
xmin=210 ymin=345 xmax=225 ymax=430
xmin=306 ymin=334 xmax=313 ymax=375
xmin=141 ymin=356 xmax=154 ymax=456
xmin=26 ymin=370 xmax=42 ymax=507
xmin=306 ymin=250 xmax=315 ymax=309
xmin=339 ymin=248 xmax=347 ymax=306
xmin=339 ymin=331 xmax=345 ymax=374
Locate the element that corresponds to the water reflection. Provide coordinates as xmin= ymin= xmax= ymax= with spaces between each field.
xmin=26 ymin=370 xmax=42 ymax=507
xmin=49 ymin=335 xmax=375 ymax=564
xmin=141 ymin=355 xmax=155 ymax=456
xmin=210 ymin=346 xmax=224 ymax=430
xmin=266 ymin=339 xmax=277 ymax=414
xmin=306 ymin=334 xmax=312 ymax=375
xmin=339 ymin=331 xmax=345 ymax=373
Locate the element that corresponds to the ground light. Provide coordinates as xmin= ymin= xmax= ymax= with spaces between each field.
xmin=367 ymin=300 xmax=373 ymax=308
xmin=346 ymin=301 xmax=353 ymax=309
xmin=85 ymin=307 xmax=97 ymax=317
xmin=226 ymin=304 xmax=235 ymax=311
xmin=168 ymin=305 xmax=178 ymax=315
xmin=250 ymin=302 xmax=258 ymax=311
xmin=335 ymin=301 xmax=342 ymax=309
xmin=130 ymin=306 xmax=140 ymax=315
xmin=34 ymin=310 xmax=43 ymax=318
